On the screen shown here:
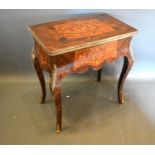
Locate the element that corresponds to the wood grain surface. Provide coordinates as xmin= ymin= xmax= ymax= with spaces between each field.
xmin=29 ymin=13 xmax=137 ymax=55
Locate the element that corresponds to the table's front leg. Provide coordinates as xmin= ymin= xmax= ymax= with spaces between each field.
xmin=50 ymin=65 xmax=62 ymax=134
xmin=32 ymin=51 xmax=46 ymax=104
xmin=118 ymin=50 xmax=134 ymax=104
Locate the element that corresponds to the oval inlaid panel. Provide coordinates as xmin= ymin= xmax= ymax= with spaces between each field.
xmin=54 ymin=18 xmax=114 ymax=40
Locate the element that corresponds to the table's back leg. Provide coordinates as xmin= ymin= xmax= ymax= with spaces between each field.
xmin=97 ymin=68 xmax=102 ymax=82
xmin=117 ymin=52 xmax=134 ymax=104
xmin=32 ymin=53 xmax=46 ymax=103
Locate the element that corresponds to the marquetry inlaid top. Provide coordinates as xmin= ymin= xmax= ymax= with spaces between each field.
xmin=29 ymin=13 xmax=137 ymax=56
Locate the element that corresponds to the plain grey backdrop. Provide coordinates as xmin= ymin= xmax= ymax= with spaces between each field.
xmin=0 ymin=10 xmax=155 ymax=81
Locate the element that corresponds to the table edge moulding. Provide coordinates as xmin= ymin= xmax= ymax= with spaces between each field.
xmin=29 ymin=13 xmax=138 ymax=134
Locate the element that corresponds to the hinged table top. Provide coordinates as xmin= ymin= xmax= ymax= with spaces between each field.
xmin=29 ymin=13 xmax=137 ymax=56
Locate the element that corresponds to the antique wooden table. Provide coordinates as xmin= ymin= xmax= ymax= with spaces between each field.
xmin=29 ymin=13 xmax=137 ymax=134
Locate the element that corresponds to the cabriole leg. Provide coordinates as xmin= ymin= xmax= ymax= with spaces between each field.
xmin=32 ymin=52 xmax=46 ymax=103
xmin=50 ymin=68 xmax=62 ymax=134
xmin=118 ymin=52 xmax=134 ymax=104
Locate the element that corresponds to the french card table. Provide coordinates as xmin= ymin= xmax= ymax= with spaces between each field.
xmin=29 ymin=13 xmax=137 ymax=134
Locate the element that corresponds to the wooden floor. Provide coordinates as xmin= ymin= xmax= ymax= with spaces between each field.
xmin=0 ymin=74 xmax=155 ymax=144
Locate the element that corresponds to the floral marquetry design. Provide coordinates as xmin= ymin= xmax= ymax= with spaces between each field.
xmin=29 ymin=13 xmax=137 ymax=55
xmin=54 ymin=18 xmax=114 ymax=40
xmin=73 ymin=41 xmax=117 ymax=71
